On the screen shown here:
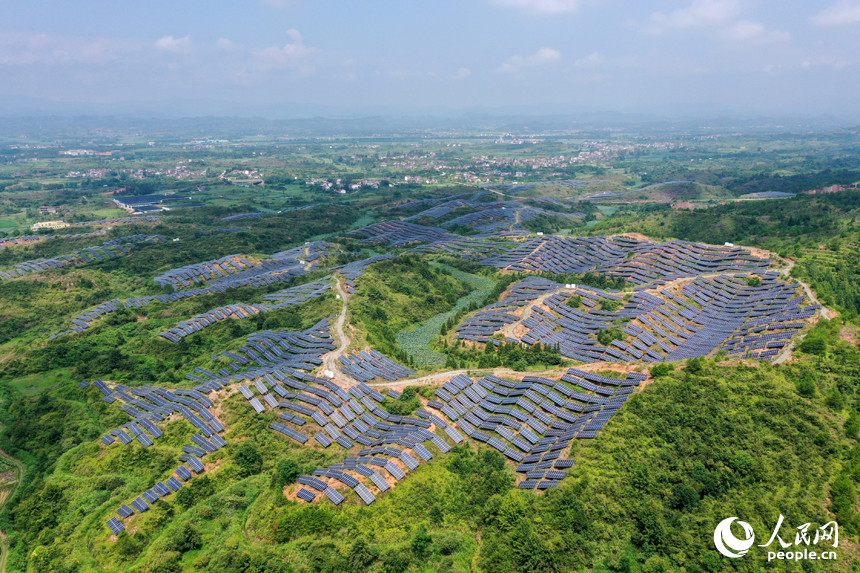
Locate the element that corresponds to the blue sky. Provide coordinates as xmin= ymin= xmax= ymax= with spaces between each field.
xmin=2 ymin=0 xmax=860 ymax=117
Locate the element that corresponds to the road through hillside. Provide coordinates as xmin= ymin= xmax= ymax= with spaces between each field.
xmin=322 ymin=279 xmax=356 ymax=386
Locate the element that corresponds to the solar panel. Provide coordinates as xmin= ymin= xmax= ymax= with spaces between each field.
xmin=187 ymin=456 xmax=205 ymax=473
xmin=323 ymin=486 xmax=344 ymax=505
xmin=131 ymin=497 xmax=149 ymax=512
xmin=355 ymin=483 xmax=376 ymax=505
xmin=152 ymin=482 xmax=171 ymax=496
xmin=384 ymin=461 xmax=406 ymax=480
xmin=106 ymin=517 xmax=125 ymax=534
xmin=296 ymin=488 xmax=316 ymax=502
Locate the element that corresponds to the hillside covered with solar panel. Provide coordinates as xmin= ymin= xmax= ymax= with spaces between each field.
xmin=0 ymin=180 xmax=856 ymax=573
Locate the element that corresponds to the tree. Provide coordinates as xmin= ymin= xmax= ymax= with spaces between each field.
xmin=597 ymin=326 xmax=625 ymax=346
xmin=650 ymin=363 xmax=674 ymax=377
xmin=845 ymin=410 xmax=860 ymax=439
xmin=411 ymin=524 xmax=432 ymax=558
xmin=166 ymin=522 xmax=202 ymax=553
xmin=796 ymin=377 xmax=816 ymax=398
xmin=347 ymin=538 xmax=378 ymax=572
xmin=380 ymin=550 xmax=411 ymax=573
xmin=825 ymin=389 xmax=845 ymax=411
xmin=273 ymin=459 xmax=301 ymax=489
xmin=235 ymin=441 xmax=263 ymax=477
xmin=671 ymin=484 xmax=700 ymax=510
xmin=799 ymin=336 xmax=827 ymax=355
xmin=686 ymin=357 xmax=704 ymax=374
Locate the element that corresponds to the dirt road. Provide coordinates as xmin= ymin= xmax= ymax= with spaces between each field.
xmin=502 ymin=290 xmax=559 ymax=339
xmin=321 ymin=279 xmax=360 ymax=387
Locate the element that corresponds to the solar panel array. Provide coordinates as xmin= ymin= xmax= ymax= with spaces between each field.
xmin=222 ymin=212 xmax=268 ymax=221
xmin=479 ymin=235 xmax=772 ymax=284
xmin=429 ymin=372 xmax=634 ymax=486
xmin=85 ymin=378 xmax=224 ymax=532
xmin=152 ymin=254 xmax=254 ymax=289
xmin=410 ymin=236 xmax=515 ymax=258
xmin=0 ymin=234 xmax=45 ymax=249
xmin=151 ymin=242 xmax=331 ymax=293
xmin=455 ymin=276 xmax=561 ymax=343
xmin=196 ymin=226 xmax=250 ymax=235
xmin=456 ymin=272 xmax=810 ymax=363
xmin=53 ymin=255 xmax=328 ymax=341
xmin=348 ymin=220 xmax=458 ymax=246
xmin=338 ymin=350 xmax=417 ymax=382
xmin=326 ymin=254 xmax=396 ymax=294
xmin=284 ymin=369 xmax=635 ymax=505
xmin=0 ymin=233 xmax=164 ymax=281
xmin=158 ymin=279 xmax=331 ymax=342
xmin=433 ymin=202 xmax=582 ymax=234
xmin=0 ymin=219 xmax=161 ymax=251
xmin=388 ymin=192 xmax=474 ymax=212
xmin=257 ymin=373 xmax=470 ymax=505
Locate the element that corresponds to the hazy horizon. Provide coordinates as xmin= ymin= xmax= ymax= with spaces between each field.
xmin=3 ymin=1 xmax=860 ymax=120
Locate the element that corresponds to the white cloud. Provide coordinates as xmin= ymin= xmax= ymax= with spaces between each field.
xmin=648 ymin=0 xmax=739 ymax=34
xmin=573 ymin=51 xmax=604 ymax=69
xmin=452 ymin=67 xmax=472 ymax=79
xmin=260 ymin=0 xmax=298 ymax=10
xmin=491 ymin=0 xmax=584 ymax=14
xmin=811 ymin=2 xmax=860 ymax=26
xmin=254 ymin=29 xmax=317 ymax=72
xmin=0 ymin=33 xmax=132 ymax=65
xmin=153 ymin=35 xmax=192 ymax=54
xmin=719 ymin=20 xmax=790 ymax=43
xmin=215 ymin=38 xmax=237 ymax=51
xmin=497 ymin=47 xmax=560 ymax=73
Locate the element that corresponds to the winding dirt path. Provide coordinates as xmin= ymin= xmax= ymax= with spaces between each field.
xmin=502 ymin=290 xmax=559 ymax=339
xmin=321 ymin=279 xmax=356 ymax=386
xmin=780 ymin=257 xmax=831 ymax=320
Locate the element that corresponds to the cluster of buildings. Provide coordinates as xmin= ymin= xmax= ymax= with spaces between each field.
xmin=67 ymin=168 xmax=112 ymax=178
xmin=305 ymin=178 xmax=387 ymax=194
xmin=113 ymin=194 xmax=192 ymax=214
xmin=31 ymin=220 xmax=70 ymax=231
xmin=59 ymin=149 xmax=113 ymax=156
xmin=220 ymin=169 xmax=264 ymax=187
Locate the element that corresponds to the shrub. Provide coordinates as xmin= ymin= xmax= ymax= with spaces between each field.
xmin=650 ymin=363 xmax=674 ymax=378
xmin=597 ymin=326 xmax=625 ymax=346
xmin=796 ymin=377 xmax=816 ymax=398
xmin=234 ymin=440 xmax=263 ymax=477
xmin=799 ymin=336 xmax=827 ymax=355
xmin=411 ymin=524 xmax=432 ymax=558
xmin=165 ymin=522 xmax=202 ymax=553
xmin=272 ymin=459 xmax=301 ymax=489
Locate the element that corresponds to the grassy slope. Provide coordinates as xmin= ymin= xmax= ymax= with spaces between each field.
xmin=348 ymin=256 xmax=474 ymax=363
